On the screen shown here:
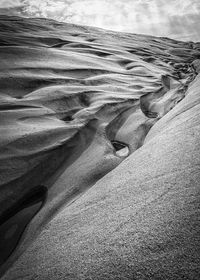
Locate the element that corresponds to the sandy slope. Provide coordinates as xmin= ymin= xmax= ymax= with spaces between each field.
xmin=0 ymin=15 xmax=200 ymax=279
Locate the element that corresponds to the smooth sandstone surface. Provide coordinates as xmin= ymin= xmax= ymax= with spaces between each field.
xmin=0 ymin=15 xmax=200 ymax=279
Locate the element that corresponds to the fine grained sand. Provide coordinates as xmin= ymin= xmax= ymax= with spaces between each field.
xmin=0 ymin=15 xmax=200 ymax=279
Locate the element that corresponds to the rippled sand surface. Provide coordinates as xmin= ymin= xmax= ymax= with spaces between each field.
xmin=0 ymin=15 xmax=200 ymax=279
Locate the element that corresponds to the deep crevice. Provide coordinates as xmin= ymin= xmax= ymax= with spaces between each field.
xmin=0 ymin=185 xmax=48 ymax=266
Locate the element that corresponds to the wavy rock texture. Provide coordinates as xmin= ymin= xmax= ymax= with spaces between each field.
xmin=0 ymin=15 xmax=200 ymax=279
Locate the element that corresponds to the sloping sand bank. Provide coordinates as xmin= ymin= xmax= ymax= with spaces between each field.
xmin=0 ymin=16 xmax=200 ymax=279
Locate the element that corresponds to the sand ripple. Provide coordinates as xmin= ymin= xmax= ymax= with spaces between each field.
xmin=0 ymin=15 xmax=200 ymax=275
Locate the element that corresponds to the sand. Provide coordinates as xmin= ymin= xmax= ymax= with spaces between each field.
xmin=0 ymin=15 xmax=200 ymax=279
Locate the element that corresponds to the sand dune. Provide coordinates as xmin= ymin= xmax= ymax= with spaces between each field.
xmin=0 ymin=15 xmax=200 ymax=279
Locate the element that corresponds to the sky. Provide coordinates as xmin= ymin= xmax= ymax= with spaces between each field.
xmin=0 ymin=0 xmax=200 ymax=41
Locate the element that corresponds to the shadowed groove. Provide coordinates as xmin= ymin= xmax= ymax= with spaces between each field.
xmin=0 ymin=186 xmax=47 ymax=266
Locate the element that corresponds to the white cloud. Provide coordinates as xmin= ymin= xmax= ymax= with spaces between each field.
xmin=0 ymin=0 xmax=22 ymax=8
xmin=0 ymin=0 xmax=200 ymax=41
